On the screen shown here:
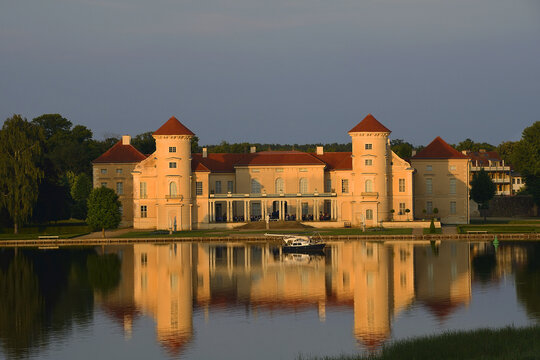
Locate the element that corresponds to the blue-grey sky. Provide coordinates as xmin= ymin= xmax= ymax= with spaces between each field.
xmin=1 ymin=0 xmax=539 ymax=147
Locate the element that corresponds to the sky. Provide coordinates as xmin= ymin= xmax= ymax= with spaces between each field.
xmin=1 ymin=0 xmax=539 ymax=147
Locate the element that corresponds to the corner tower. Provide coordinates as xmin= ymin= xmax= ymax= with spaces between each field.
xmin=153 ymin=116 xmax=195 ymax=230
xmin=348 ymin=114 xmax=391 ymax=226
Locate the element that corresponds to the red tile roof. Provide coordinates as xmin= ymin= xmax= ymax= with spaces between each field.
xmin=235 ymin=151 xmax=326 ymax=166
xmin=412 ymin=136 xmax=468 ymax=159
xmin=192 ymin=151 xmax=342 ymax=172
xmin=349 ymin=114 xmax=391 ymax=133
xmin=153 ymin=116 xmax=195 ymax=136
xmin=466 ymin=151 xmax=502 ymax=166
xmin=311 ymin=152 xmax=352 ymax=170
xmin=93 ymin=141 xmax=148 ymax=163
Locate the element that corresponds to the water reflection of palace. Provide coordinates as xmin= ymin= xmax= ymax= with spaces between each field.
xmin=96 ymin=241 xmax=471 ymax=353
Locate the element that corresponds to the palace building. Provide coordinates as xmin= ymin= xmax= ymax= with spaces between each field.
xmin=92 ymin=114 xmax=470 ymax=229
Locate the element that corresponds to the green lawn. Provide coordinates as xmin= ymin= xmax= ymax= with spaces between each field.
xmin=0 ymin=221 xmax=91 ymax=240
xmin=458 ymin=225 xmax=540 ymax=234
xmin=303 ymin=325 xmax=540 ymax=360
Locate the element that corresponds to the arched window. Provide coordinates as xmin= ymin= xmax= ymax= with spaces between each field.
xmin=251 ymin=179 xmax=261 ymax=194
xmin=365 ymin=179 xmax=373 ymax=192
xmin=169 ymin=182 xmax=177 ymax=196
xmin=275 ymin=178 xmax=284 ymax=193
xmin=299 ymin=178 xmax=308 ymax=194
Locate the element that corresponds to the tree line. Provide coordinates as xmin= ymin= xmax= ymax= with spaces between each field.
xmin=1 ymin=113 xmax=539 ymax=234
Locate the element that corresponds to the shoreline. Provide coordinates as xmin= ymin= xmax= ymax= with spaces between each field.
xmin=0 ymin=232 xmax=538 ymax=248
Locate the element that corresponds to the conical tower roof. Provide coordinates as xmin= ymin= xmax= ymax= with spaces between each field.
xmin=153 ymin=116 xmax=195 ymax=136
xmin=349 ymin=114 xmax=391 ymax=133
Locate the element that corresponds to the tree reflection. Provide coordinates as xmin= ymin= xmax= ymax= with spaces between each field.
xmin=0 ymin=253 xmax=43 ymax=359
xmin=0 ymin=248 xmax=122 ymax=358
xmin=472 ymin=250 xmax=497 ymax=283
xmin=87 ymin=253 xmax=121 ymax=295
xmin=515 ymin=243 xmax=540 ymax=322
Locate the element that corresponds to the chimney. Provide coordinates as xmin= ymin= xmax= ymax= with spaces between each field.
xmin=411 ymin=150 xmax=416 ymax=156
xmin=316 ymin=146 xmax=324 ymax=155
xmin=250 ymin=146 xmax=256 ymax=153
xmin=122 ymin=135 xmax=131 ymax=145
xmin=202 ymin=147 xmax=208 ymax=158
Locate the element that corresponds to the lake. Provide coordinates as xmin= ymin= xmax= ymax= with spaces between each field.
xmin=0 ymin=240 xmax=538 ymax=360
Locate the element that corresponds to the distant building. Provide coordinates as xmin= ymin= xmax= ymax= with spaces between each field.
xmin=93 ymin=114 xmax=470 ymax=228
xmin=410 ymin=137 xmax=471 ymax=224
xmin=465 ymin=150 xmax=512 ymax=195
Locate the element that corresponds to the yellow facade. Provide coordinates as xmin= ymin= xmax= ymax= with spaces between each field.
xmin=411 ymin=158 xmax=470 ymax=224
xmin=93 ymin=115 xmax=471 ymax=229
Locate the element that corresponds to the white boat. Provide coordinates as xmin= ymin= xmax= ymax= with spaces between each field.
xmin=265 ymin=233 xmax=326 ymax=253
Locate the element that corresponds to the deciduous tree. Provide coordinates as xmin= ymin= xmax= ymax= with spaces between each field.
xmin=470 ymin=168 xmax=497 ymax=222
xmin=511 ymin=121 xmax=540 ymax=210
xmin=86 ymin=187 xmax=121 ymax=238
xmin=0 ymin=115 xmax=44 ymax=233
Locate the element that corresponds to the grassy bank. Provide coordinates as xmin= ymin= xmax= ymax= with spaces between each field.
xmin=0 ymin=221 xmax=91 ymax=240
xmin=459 ymin=224 xmax=540 ymax=234
xmin=305 ymin=325 xmax=540 ymax=360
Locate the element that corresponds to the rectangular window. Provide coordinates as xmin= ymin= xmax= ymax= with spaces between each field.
xmin=116 ymin=182 xmax=123 ymax=195
xmin=275 ymin=168 xmax=283 ymax=172
xmin=450 ymin=201 xmax=457 ymax=215
xmin=116 ymin=168 xmax=123 ymax=174
xmin=169 ymin=162 xmax=177 ymax=168
xmin=426 ymin=165 xmax=432 ymax=171
xmin=399 ymin=178 xmax=405 ymax=192
xmin=366 ymin=209 xmax=373 ymax=220
xmin=427 ymin=201 xmax=433 ymax=214
xmin=141 ymin=205 xmax=147 ymax=218
xmin=341 ymin=179 xmax=349 ymax=193
xmin=325 ymin=179 xmax=332 ymax=193
xmin=365 ymin=144 xmax=372 ymax=150
xmin=449 ymin=165 xmax=456 ymax=171
xmin=399 ymin=202 xmax=406 ymax=215
xmin=169 ymin=146 xmax=176 ymax=153
xmin=365 ymin=159 xmax=373 ymax=166
xmin=302 ymin=202 xmax=309 ymax=216
xmin=426 ymin=178 xmax=433 ymax=194
xmin=101 ymin=169 xmax=107 ymax=174
xmin=215 ymin=181 xmax=222 ymax=194
xmin=140 ymin=182 xmax=147 ymax=199
xmin=449 ymin=178 xmax=456 ymax=194
xmin=227 ymin=181 xmax=233 ymax=193
xmin=299 ymin=168 xmax=308 ymax=172
xmin=196 ymin=181 xmax=203 ymax=195
xmin=101 ymin=182 xmax=107 ymax=187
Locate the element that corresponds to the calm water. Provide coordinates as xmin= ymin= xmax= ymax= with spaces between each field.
xmin=0 ymin=241 xmax=538 ymax=360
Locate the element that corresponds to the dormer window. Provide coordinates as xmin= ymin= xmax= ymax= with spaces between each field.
xmin=169 ymin=147 xmax=176 ymax=153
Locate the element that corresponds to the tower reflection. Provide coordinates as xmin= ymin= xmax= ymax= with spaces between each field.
xmin=97 ymin=240 xmax=471 ymax=353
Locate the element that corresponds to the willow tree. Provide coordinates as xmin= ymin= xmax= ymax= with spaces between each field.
xmin=0 ymin=115 xmax=44 ymax=234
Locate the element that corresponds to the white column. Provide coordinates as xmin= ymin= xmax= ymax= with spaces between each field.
xmin=189 ymin=204 xmax=193 ymax=230
xmin=296 ymin=199 xmax=300 ymax=220
xmin=244 ymin=200 xmax=247 ymax=222
xmin=247 ymin=200 xmax=251 ymax=221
